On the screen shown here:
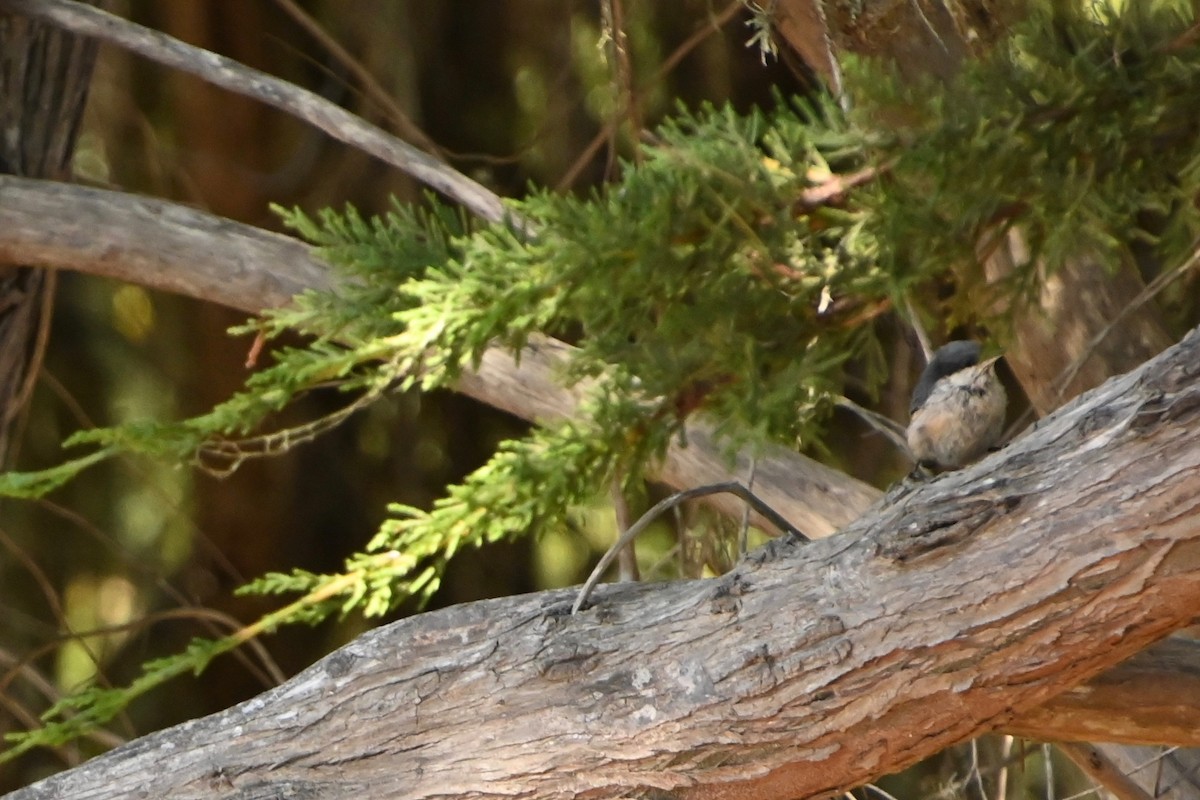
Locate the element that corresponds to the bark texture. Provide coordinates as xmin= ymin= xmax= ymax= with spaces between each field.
xmin=6 ymin=327 xmax=1200 ymax=800
xmin=772 ymin=6 xmax=1192 ymax=793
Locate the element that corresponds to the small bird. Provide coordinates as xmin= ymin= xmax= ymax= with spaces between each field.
xmin=907 ymin=340 xmax=1007 ymax=472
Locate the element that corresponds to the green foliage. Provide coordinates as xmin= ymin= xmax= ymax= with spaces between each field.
xmin=393 ymin=99 xmax=882 ymax=443
xmin=1 ymin=577 xmax=358 ymax=764
xmin=264 ymin=199 xmax=472 ymax=342
xmin=0 ymin=447 xmax=113 ymax=498
xmin=7 ymin=0 xmax=1200 ymax=759
xmin=3 ymin=636 xmax=226 ymax=762
xmin=740 ymin=2 xmax=779 ymax=64
xmin=856 ymin=1 xmax=1200 ymax=327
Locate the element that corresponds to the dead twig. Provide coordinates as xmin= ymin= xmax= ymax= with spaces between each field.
xmin=572 ymin=480 xmax=805 ymax=614
xmin=1053 ymin=239 xmax=1200 ymax=402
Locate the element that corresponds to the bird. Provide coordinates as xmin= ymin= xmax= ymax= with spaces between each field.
xmin=906 ymin=340 xmax=1007 ymax=472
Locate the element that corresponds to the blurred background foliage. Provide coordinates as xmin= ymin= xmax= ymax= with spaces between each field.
xmin=0 ymin=0 xmax=1158 ymax=796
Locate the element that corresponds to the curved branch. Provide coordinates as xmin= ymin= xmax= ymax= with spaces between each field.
xmin=0 ymin=0 xmax=517 ymax=228
xmin=0 ymin=177 xmax=334 ymax=308
xmin=573 ymin=481 xmax=808 ymax=615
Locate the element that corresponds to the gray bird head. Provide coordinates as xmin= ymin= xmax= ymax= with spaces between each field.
xmin=909 ymin=340 xmax=983 ymax=415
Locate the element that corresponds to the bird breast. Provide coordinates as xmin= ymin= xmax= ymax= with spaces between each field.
xmin=906 ymin=359 xmax=1006 ymax=469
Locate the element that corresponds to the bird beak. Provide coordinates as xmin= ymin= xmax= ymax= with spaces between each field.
xmin=980 ymin=355 xmax=1002 ymax=370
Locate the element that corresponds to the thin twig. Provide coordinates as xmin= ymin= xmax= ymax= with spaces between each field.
xmin=268 ymin=0 xmax=444 ymax=158
xmin=600 ymin=0 xmax=642 ymax=175
xmin=0 ymin=525 xmax=135 ymax=738
xmin=610 ymin=474 xmax=640 ymax=583
xmin=862 ymin=783 xmax=902 ymax=800
xmin=1056 ymin=742 xmax=1157 ymax=800
xmin=0 ymin=0 xmax=521 ymax=229
xmin=60 ymin=608 xmax=287 ymax=685
xmin=0 ymin=647 xmax=126 ymax=756
xmin=572 ymin=480 xmax=805 ymax=614
xmin=795 ymin=163 xmax=890 ymax=213
xmin=904 ymin=294 xmax=935 ymax=364
xmin=908 ymin=0 xmax=950 ymax=55
xmin=557 ymin=0 xmax=743 ymax=190
xmin=996 ymin=734 xmax=1013 ymax=800
xmin=967 ymin=739 xmax=986 ymax=800
xmin=1044 ymin=742 xmax=1056 ymax=800
xmin=835 ymin=395 xmax=909 ymax=453
xmin=738 ymin=456 xmax=757 ymax=555
xmin=1125 ymin=745 xmax=1178 ymax=789
xmin=3 ymin=268 xmax=56 ymax=469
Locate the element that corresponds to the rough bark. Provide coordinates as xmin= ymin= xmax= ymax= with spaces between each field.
xmin=772 ymin=5 xmax=1191 ymax=794
xmin=5 ymin=326 xmax=1200 ymax=799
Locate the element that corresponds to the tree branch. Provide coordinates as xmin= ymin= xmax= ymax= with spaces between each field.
xmin=0 ymin=0 xmax=517 ymax=228
xmin=0 ymin=2 xmax=881 ymax=537
xmin=6 ymin=327 xmax=1200 ymax=798
xmin=0 ymin=174 xmax=878 ymax=537
xmin=0 ymin=176 xmax=334 ymax=307
xmin=1005 ymin=637 xmax=1200 ymax=747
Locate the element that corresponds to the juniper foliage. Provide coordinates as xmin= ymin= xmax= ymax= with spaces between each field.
xmin=862 ymin=1 xmax=1200 ymax=329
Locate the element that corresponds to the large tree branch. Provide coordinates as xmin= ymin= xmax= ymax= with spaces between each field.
xmin=6 ymin=327 xmax=1200 ymax=799
xmin=777 ymin=4 xmax=1192 ymax=796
